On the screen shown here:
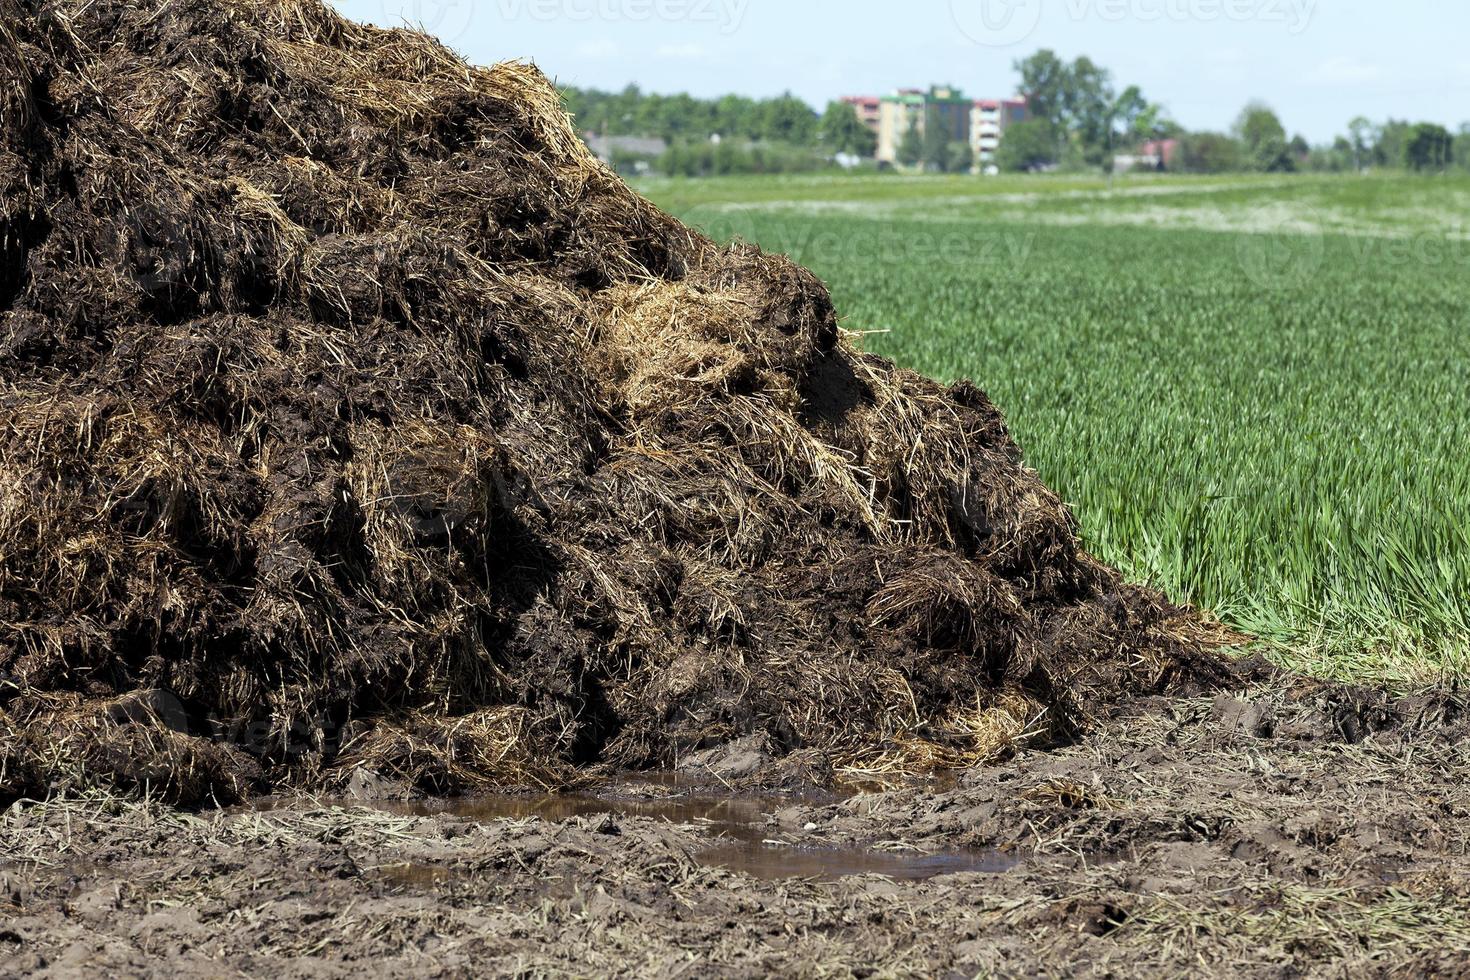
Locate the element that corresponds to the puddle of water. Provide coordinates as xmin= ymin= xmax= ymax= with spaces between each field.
xmin=697 ymin=840 xmax=1017 ymax=881
xmin=392 ymin=791 xmax=776 ymax=833
xmin=377 ymin=863 xmax=456 ymax=889
xmin=370 ymin=786 xmax=1017 ymax=882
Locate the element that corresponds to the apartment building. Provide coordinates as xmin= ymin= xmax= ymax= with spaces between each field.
xmin=874 ymin=86 xmax=972 ymax=165
xmin=846 ymin=86 xmax=1026 ymax=169
xmin=840 ymin=95 xmax=881 ymax=133
xmin=971 ymin=98 xmax=1027 ymax=166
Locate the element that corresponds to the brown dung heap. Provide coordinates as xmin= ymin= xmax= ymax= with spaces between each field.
xmin=0 ymin=0 xmax=1233 ymax=804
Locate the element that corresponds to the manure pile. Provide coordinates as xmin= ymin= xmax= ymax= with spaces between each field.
xmin=0 ymin=0 xmax=1232 ymax=804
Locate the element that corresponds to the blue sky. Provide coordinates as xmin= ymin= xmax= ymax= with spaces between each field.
xmin=329 ymin=1 xmax=1470 ymax=143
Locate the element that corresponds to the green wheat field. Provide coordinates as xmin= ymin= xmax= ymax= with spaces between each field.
xmin=640 ymin=172 xmax=1470 ymax=682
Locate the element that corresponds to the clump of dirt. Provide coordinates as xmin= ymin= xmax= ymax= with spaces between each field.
xmin=0 ymin=0 xmax=1234 ymax=805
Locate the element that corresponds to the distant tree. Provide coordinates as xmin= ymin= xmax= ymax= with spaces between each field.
xmin=897 ymin=117 xmax=924 ymax=169
xmin=714 ymin=94 xmax=759 ymax=140
xmin=1066 ymin=56 xmax=1116 ymax=163
xmin=660 ymin=141 xmax=695 ymax=177
xmin=995 ymin=119 xmax=1060 ymax=172
xmin=1289 ymin=133 xmax=1311 ymax=163
xmin=1347 ymin=116 xmax=1374 ymax=170
xmin=1234 ymin=102 xmax=1294 ymax=172
xmin=654 ymin=92 xmax=714 ymax=141
xmin=563 ymin=84 xmax=837 ymax=150
xmin=945 ymin=140 xmax=975 ymax=174
xmin=1111 ymin=85 xmax=1151 ymax=143
xmin=1177 ymin=131 xmax=1243 ymax=173
xmin=1012 ymin=50 xmax=1165 ymax=170
xmin=1013 ymin=49 xmax=1070 ymax=129
xmin=1374 ymin=120 xmax=1412 ymax=168
xmin=1457 ymin=124 xmax=1470 ymax=172
xmin=818 ymin=101 xmax=877 ymax=157
xmin=921 ymin=107 xmax=953 ymax=172
xmin=759 ymin=93 xmax=819 ymax=144
xmin=1403 ymin=123 xmax=1454 ymax=172
xmin=1306 ymin=137 xmax=1354 ymax=173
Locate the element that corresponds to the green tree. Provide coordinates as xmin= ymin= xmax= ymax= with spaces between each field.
xmin=1111 ymin=85 xmax=1151 ymax=142
xmin=561 ymin=85 xmax=842 ymax=161
xmin=758 ymin=93 xmax=819 ymax=144
xmin=1456 ymin=124 xmax=1470 ymax=172
xmin=1306 ymin=137 xmax=1354 ymax=173
xmin=1403 ymin=123 xmax=1454 ymax=172
xmin=818 ymin=101 xmax=877 ymax=157
xmin=945 ymin=140 xmax=974 ymax=174
xmin=714 ymin=94 xmax=758 ymax=140
xmin=1374 ymin=120 xmax=1411 ymax=168
xmin=995 ymin=119 xmax=1060 ymax=172
xmin=654 ymin=92 xmax=714 ymax=141
xmin=1347 ymin=116 xmax=1374 ymax=170
xmin=1013 ymin=49 xmax=1070 ymax=129
xmin=896 ymin=117 xmax=924 ymax=169
xmin=1013 ymin=50 xmax=1163 ymax=170
xmin=1066 ymin=56 xmax=1116 ymax=163
xmin=921 ymin=107 xmax=953 ymax=172
xmin=1234 ymin=102 xmax=1294 ymax=172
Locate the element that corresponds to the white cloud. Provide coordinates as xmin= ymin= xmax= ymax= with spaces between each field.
xmin=1306 ymin=56 xmax=1385 ymax=85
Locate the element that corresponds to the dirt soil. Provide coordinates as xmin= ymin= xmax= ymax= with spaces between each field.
xmin=3 ymin=683 xmax=1466 ymax=978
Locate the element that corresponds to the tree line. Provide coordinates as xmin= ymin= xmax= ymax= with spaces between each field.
xmin=561 ymin=60 xmax=1470 ymax=178
xmin=560 ymin=85 xmax=876 ymax=176
xmin=999 ymin=50 xmax=1469 ymax=175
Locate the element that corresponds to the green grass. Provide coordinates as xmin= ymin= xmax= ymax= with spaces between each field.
xmin=639 ymin=172 xmax=1470 ymax=681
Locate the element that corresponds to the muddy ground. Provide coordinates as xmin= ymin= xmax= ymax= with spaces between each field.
xmin=2 ymin=682 xmax=1467 ymax=979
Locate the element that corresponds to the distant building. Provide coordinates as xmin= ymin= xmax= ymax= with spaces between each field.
xmin=841 ymin=95 xmax=882 ymax=137
xmin=876 ymin=86 xmax=972 ymax=166
xmin=1114 ymin=138 xmax=1180 ymax=173
xmin=1142 ymin=138 xmax=1180 ymax=169
xmin=971 ymin=98 xmax=1027 ymax=167
xmin=584 ymin=134 xmax=668 ymax=165
xmin=845 ymin=87 xmax=1025 ymax=170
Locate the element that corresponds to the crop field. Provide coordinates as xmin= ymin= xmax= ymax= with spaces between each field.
xmin=645 ymin=172 xmax=1470 ymax=681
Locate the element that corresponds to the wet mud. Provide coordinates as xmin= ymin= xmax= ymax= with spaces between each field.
xmin=371 ymin=788 xmax=1019 ymax=883
xmin=3 ymin=684 xmax=1467 ymax=977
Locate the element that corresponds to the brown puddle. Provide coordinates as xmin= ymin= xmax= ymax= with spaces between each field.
xmin=695 ymin=840 xmax=1017 ymax=881
xmin=373 ymin=786 xmax=1019 ymax=882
